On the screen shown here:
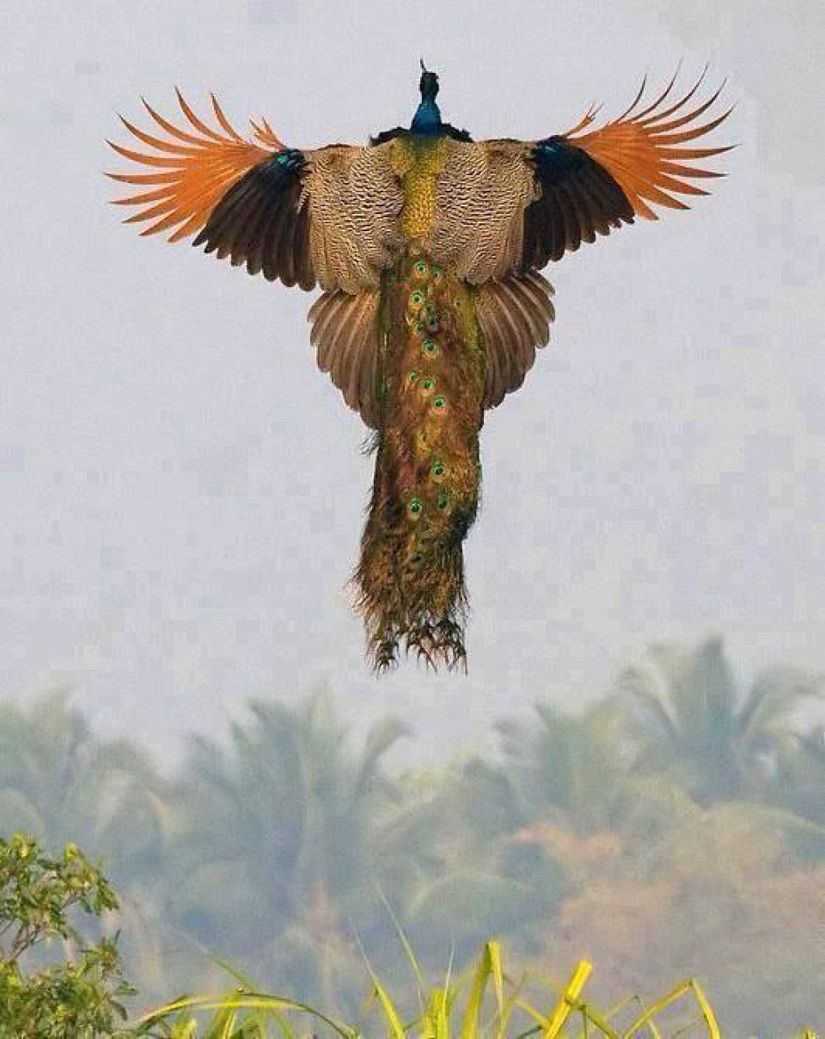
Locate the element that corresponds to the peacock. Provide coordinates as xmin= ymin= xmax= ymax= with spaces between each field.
xmin=107 ymin=64 xmax=731 ymax=672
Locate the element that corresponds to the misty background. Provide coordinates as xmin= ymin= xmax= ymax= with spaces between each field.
xmin=2 ymin=0 xmax=823 ymax=760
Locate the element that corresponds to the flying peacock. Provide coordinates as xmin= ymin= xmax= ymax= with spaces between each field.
xmin=107 ymin=64 xmax=731 ymax=672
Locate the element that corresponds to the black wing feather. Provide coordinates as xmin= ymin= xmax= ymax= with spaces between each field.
xmin=193 ymin=149 xmax=314 ymax=288
xmin=521 ymin=136 xmax=634 ymax=270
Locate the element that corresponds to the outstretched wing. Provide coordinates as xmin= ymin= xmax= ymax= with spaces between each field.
xmin=428 ymin=72 xmax=731 ymax=409
xmin=431 ymin=71 xmax=732 ymax=286
xmin=520 ymin=69 xmax=733 ymax=269
xmin=106 ymin=92 xmax=402 ymax=293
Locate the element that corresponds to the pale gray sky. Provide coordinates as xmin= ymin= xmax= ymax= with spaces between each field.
xmin=2 ymin=0 xmax=824 ymax=763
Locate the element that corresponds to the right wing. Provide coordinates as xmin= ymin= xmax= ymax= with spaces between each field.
xmin=519 ymin=69 xmax=733 ymax=270
xmin=428 ymin=72 xmax=731 ymax=409
xmin=429 ymin=71 xmax=732 ymax=285
xmin=106 ymin=92 xmax=403 ymax=294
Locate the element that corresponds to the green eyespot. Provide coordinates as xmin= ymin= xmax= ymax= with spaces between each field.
xmin=437 ymin=492 xmax=451 ymax=510
xmin=420 ymin=378 xmax=436 ymax=397
xmin=413 ymin=259 xmax=428 ymax=277
xmin=409 ymin=290 xmax=424 ymax=308
xmin=432 ymin=395 xmax=447 ymax=411
xmin=408 ymin=497 xmax=423 ymax=518
xmin=426 ymin=317 xmax=439 ymax=332
xmin=431 ymin=461 xmax=446 ymax=479
xmin=422 ymin=338 xmax=438 ymax=356
xmin=407 ymin=370 xmax=418 ymax=385
xmin=423 ymin=300 xmax=436 ymax=315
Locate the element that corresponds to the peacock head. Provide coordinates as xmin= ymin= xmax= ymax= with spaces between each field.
xmin=411 ymin=59 xmax=443 ymax=135
xmin=418 ymin=59 xmax=440 ymax=103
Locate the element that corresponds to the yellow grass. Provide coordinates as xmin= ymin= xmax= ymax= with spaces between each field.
xmin=134 ymin=942 xmax=819 ymax=1038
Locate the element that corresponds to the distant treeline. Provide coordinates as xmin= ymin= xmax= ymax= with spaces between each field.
xmin=1 ymin=636 xmax=823 ymax=1035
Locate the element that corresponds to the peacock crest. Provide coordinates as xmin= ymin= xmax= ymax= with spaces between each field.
xmin=107 ymin=66 xmax=732 ymax=671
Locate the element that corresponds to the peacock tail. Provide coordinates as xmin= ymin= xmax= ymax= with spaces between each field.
xmin=356 ymin=244 xmax=483 ymax=670
xmin=107 ymin=67 xmax=731 ymax=672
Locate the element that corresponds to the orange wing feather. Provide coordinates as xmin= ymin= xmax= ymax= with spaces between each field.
xmin=566 ymin=69 xmax=734 ymax=221
xmin=106 ymin=91 xmax=286 ymax=243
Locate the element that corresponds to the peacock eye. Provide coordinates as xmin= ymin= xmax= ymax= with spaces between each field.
xmin=423 ymin=300 xmax=436 ymax=315
xmin=437 ymin=492 xmax=450 ymax=510
xmin=410 ymin=290 xmax=424 ymax=308
xmin=431 ymin=461 xmax=446 ymax=478
xmin=422 ymin=338 xmax=439 ymax=356
xmin=426 ymin=316 xmax=439 ymax=332
xmin=413 ymin=260 xmax=428 ymax=277
xmin=432 ymin=395 xmax=447 ymax=412
xmin=420 ymin=377 xmax=435 ymax=393
xmin=407 ymin=370 xmax=418 ymax=385
xmin=408 ymin=497 xmax=423 ymax=518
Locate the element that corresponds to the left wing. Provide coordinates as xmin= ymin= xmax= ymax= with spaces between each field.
xmin=106 ymin=92 xmax=403 ymax=293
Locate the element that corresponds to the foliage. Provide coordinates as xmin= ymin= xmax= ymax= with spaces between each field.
xmin=0 ymin=692 xmax=169 ymax=886
xmin=535 ymin=803 xmax=825 ymax=1035
xmin=618 ymin=636 xmax=822 ymax=803
xmin=161 ymin=691 xmax=411 ymax=1012
xmin=0 ymin=638 xmax=822 ymax=1033
xmin=0 ymin=833 xmax=135 ymax=1038
xmin=496 ymin=698 xmax=632 ymax=833
xmin=771 ymin=724 xmax=825 ymax=832
xmin=386 ymin=755 xmax=565 ymax=963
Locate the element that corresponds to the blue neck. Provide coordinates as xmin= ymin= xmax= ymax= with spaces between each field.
xmin=411 ymin=99 xmax=443 ymax=135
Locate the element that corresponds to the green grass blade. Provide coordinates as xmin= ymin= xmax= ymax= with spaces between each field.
xmin=423 ymin=986 xmax=450 ymax=1039
xmin=622 ymin=982 xmax=690 ymax=1038
xmin=136 ymin=992 xmax=356 ymax=1039
xmin=460 ymin=941 xmax=497 ymax=1039
xmin=354 ymin=928 xmax=408 ymax=1038
xmin=689 ymin=981 xmax=721 ymax=1039
xmin=513 ymin=999 xmax=549 ymax=1031
xmin=597 ymin=996 xmax=660 ymax=1039
xmin=376 ymin=885 xmax=427 ymax=1009
xmin=488 ymin=941 xmax=505 ymax=1022
xmin=202 ymin=1003 xmax=236 ymax=1039
xmin=544 ymin=961 xmax=592 ymax=1039
xmin=572 ymin=1004 xmax=620 ymax=1039
xmin=621 ymin=978 xmax=721 ymax=1039
xmin=367 ymin=971 xmax=406 ymax=1039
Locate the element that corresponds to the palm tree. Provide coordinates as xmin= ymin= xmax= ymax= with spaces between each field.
xmin=385 ymin=755 xmax=564 ymax=965
xmin=0 ymin=690 xmax=169 ymax=883
xmin=496 ymin=698 xmax=632 ymax=834
xmin=164 ymin=689 xmax=410 ymax=1014
xmin=618 ymin=636 xmax=823 ymax=805
xmin=383 ymin=701 xmax=629 ymax=966
xmin=765 ymin=723 xmax=825 ymax=861
xmin=774 ymin=723 xmax=825 ymax=824
xmin=0 ymin=691 xmax=174 ymax=996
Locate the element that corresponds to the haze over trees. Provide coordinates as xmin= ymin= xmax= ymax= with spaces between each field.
xmin=1 ymin=637 xmax=822 ymax=1035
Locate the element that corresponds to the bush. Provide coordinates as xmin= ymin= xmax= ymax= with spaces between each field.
xmin=0 ymin=834 xmax=135 ymax=1038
